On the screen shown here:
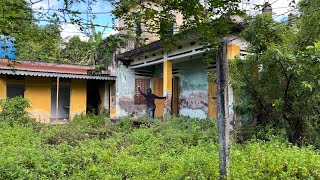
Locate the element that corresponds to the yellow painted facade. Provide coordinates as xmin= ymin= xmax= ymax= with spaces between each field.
xmin=0 ymin=75 xmax=6 ymax=111
xmin=24 ymin=76 xmax=51 ymax=123
xmin=70 ymin=79 xmax=87 ymax=118
xmin=0 ymin=75 xmax=6 ymax=101
xmin=0 ymin=73 xmax=113 ymax=123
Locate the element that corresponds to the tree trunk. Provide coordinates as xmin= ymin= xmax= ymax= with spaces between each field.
xmin=216 ymin=42 xmax=230 ymax=180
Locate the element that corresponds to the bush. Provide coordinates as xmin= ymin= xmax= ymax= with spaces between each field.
xmin=0 ymin=116 xmax=319 ymax=179
xmin=230 ymin=140 xmax=320 ymax=179
xmin=0 ymin=97 xmax=35 ymax=127
xmin=40 ymin=113 xmax=111 ymax=146
xmin=70 ymin=113 xmax=108 ymax=129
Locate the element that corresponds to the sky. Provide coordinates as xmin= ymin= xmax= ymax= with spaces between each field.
xmin=31 ymin=0 xmax=117 ymax=41
xmin=31 ymin=0 xmax=300 ymax=41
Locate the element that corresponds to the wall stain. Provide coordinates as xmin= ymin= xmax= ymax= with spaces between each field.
xmin=179 ymin=92 xmax=208 ymax=113
xmin=118 ymin=96 xmax=146 ymax=117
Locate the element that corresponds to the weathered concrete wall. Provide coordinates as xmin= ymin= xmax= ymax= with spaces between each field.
xmin=174 ymin=59 xmax=209 ymax=119
xmin=116 ymin=59 xmax=210 ymax=119
xmin=102 ymin=82 xmax=110 ymax=113
xmin=116 ymin=64 xmax=147 ymax=118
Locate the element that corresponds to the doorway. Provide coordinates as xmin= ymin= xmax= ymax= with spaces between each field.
xmin=86 ymin=80 xmax=101 ymax=115
xmin=50 ymin=85 xmax=70 ymax=122
xmin=152 ymin=77 xmax=179 ymax=117
xmin=152 ymin=78 xmax=164 ymax=117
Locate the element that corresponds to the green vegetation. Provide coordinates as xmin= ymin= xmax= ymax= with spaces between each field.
xmin=230 ymin=2 xmax=320 ymax=146
xmin=0 ymin=0 xmax=115 ymax=70
xmin=0 ymin=102 xmax=319 ymax=179
xmin=0 ymin=97 xmax=35 ymax=127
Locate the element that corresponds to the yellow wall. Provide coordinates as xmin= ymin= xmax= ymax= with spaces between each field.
xmin=0 ymin=75 xmax=6 ymax=101
xmin=24 ymin=76 xmax=51 ymax=123
xmin=0 ymin=75 xmax=6 ymax=111
xmin=70 ymin=79 xmax=87 ymax=119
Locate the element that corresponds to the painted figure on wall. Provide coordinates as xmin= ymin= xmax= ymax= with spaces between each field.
xmin=138 ymin=86 xmax=166 ymax=120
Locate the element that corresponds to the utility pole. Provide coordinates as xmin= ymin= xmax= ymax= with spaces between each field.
xmin=216 ymin=41 xmax=230 ymax=180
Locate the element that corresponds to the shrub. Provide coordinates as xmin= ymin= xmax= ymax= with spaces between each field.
xmin=0 ymin=116 xmax=319 ymax=179
xmin=70 ymin=113 xmax=108 ymax=129
xmin=0 ymin=97 xmax=35 ymax=127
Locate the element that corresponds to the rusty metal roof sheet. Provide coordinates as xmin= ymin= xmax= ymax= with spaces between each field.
xmin=0 ymin=59 xmax=115 ymax=80
xmin=0 ymin=69 xmax=116 ymax=80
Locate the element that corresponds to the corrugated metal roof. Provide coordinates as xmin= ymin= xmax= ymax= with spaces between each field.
xmin=0 ymin=60 xmax=92 ymax=74
xmin=0 ymin=70 xmax=116 ymax=80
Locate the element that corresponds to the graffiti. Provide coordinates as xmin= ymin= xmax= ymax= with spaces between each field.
xmin=179 ymin=92 xmax=208 ymax=113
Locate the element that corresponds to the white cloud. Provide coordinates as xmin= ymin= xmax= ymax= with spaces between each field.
xmin=60 ymin=24 xmax=89 ymax=42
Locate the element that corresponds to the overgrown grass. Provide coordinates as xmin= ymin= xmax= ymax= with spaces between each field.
xmin=0 ymin=115 xmax=319 ymax=179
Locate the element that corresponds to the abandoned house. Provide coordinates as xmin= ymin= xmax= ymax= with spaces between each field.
xmin=110 ymin=1 xmax=248 ymax=121
xmin=0 ymin=59 xmax=115 ymax=124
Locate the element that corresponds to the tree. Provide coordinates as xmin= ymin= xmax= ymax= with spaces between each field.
xmin=0 ymin=0 xmax=64 ymax=62
xmin=229 ymin=1 xmax=320 ymax=147
xmin=61 ymin=36 xmax=91 ymax=64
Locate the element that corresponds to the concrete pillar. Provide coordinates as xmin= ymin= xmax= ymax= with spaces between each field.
xmin=227 ymin=43 xmax=241 ymax=129
xmin=104 ymin=82 xmax=110 ymax=112
xmin=109 ymin=81 xmax=116 ymax=119
xmin=163 ymin=60 xmax=172 ymax=114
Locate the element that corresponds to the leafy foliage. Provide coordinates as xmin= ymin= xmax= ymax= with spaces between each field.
xmin=230 ymin=7 xmax=320 ymax=146
xmin=0 ymin=115 xmax=319 ymax=179
xmin=0 ymin=97 xmax=35 ymax=127
xmin=0 ymin=0 xmax=115 ymax=70
xmin=109 ymin=0 xmax=242 ymax=47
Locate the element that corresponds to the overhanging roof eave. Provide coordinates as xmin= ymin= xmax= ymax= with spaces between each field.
xmin=0 ymin=69 xmax=116 ymax=80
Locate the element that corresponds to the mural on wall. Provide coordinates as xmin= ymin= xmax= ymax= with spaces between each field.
xmin=179 ymin=92 xmax=208 ymax=113
xmin=174 ymin=59 xmax=209 ymax=119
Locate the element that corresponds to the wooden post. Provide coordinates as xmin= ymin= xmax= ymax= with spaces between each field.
xmin=216 ymin=42 xmax=230 ymax=179
xmin=55 ymin=76 xmax=60 ymax=123
xmin=163 ymin=60 xmax=172 ymax=115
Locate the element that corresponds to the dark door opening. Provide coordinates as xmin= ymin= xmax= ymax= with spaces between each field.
xmin=50 ymin=85 xmax=70 ymax=123
xmin=87 ymin=80 xmax=101 ymax=115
